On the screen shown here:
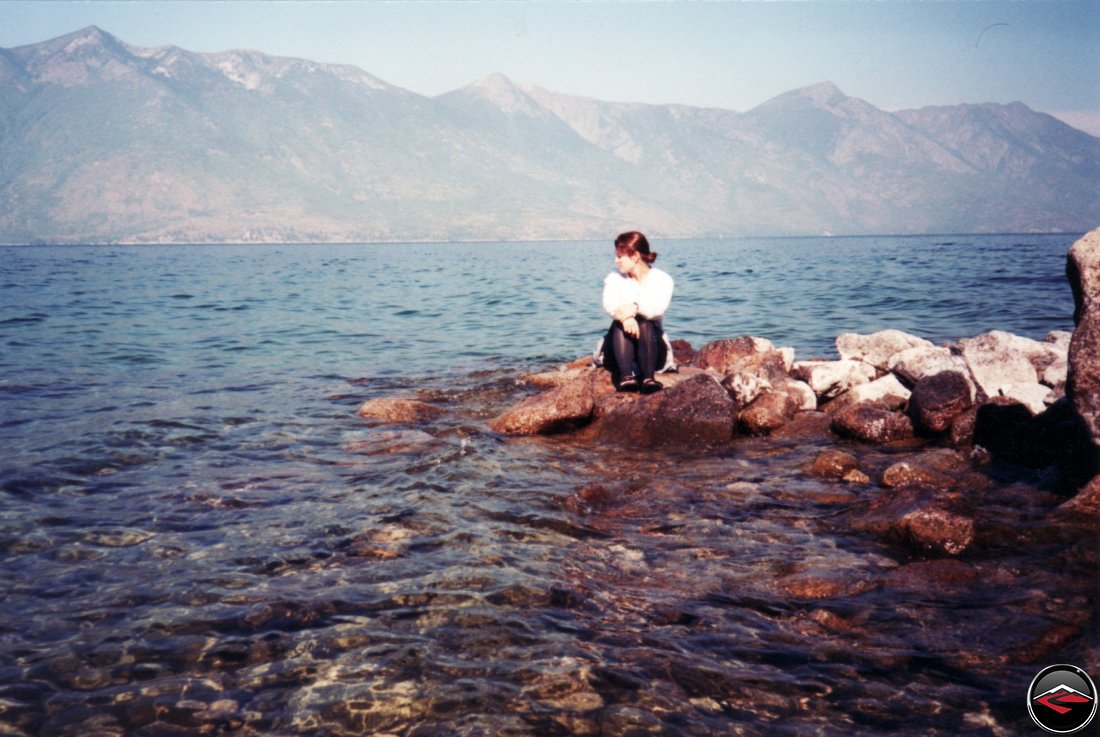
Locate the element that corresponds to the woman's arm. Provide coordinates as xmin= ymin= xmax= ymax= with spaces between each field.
xmin=636 ymin=270 xmax=674 ymax=319
xmin=603 ymin=273 xmax=635 ymax=318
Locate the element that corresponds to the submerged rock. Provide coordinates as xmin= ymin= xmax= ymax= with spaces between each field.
xmin=357 ymin=396 xmax=443 ymax=423
xmin=851 ymin=486 xmax=975 ymax=556
xmin=809 ymin=450 xmax=861 ymax=481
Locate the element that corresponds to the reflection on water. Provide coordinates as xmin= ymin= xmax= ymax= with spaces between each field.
xmin=0 ymin=236 xmax=1091 ymax=735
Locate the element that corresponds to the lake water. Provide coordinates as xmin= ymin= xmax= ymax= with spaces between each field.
xmin=0 ymin=234 xmax=1087 ymax=736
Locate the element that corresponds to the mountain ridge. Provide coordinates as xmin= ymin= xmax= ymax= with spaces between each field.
xmin=0 ymin=26 xmax=1097 ymax=243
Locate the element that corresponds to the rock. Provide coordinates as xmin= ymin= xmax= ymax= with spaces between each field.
xmin=948 ymin=407 xmax=978 ymax=448
xmin=669 ymin=339 xmax=697 ymax=367
xmin=692 ymin=336 xmax=788 ymax=379
xmin=357 ymin=396 xmax=443 ymax=423
xmin=956 ymin=330 xmax=1040 ymax=400
xmin=791 ymin=359 xmax=877 ymax=400
xmin=831 ymin=404 xmax=914 ymax=444
xmin=828 ymin=373 xmax=911 ymax=412
xmin=1067 ymin=227 xmax=1100 ymax=321
xmin=809 ymin=450 xmax=861 ymax=481
xmin=489 ymin=371 xmax=602 ymax=435
xmin=523 ymin=365 xmax=592 ymax=388
xmin=999 ymin=381 xmax=1054 ymax=414
xmin=889 ymin=345 xmax=970 ymax=387
xmin=880 ymin=462 xmax=955 ymax=492
xmin=1057 ymin=475 xmax=1100 ymax=517
xmin=596 ymin=373 xmax=736 ymax=446
xmin=907 ymin=370 xmax=973 ymax=434
xmin=843 ymin=468 xmax=872 ymax=484
xmin=836 ymin=329 xmax=934 ymax=371
xmin=1041 ymin=355 xmax=1068 ymax=394
xmin=972 ymin=398 xmax=1035 ymax=456
xmin=1067 ymin=228 xmax=1100 ymax=468
xmin=852 ymin=486 xmax=975 ymax=556
xmin=739 ymin=389 xmax=800 ymax=436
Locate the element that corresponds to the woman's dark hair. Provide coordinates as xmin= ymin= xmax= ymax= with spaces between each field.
xmin=614 ymin=231 xmax=657 ymax=264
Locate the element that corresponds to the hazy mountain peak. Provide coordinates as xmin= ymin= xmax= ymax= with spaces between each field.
xmin=455 ymin=73 xmax=545 ymax=115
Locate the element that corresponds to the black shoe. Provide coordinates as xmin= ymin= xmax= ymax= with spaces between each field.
xmin=618 ymin=376 xmax=639 ymax=392
xmin=640 ymin=378 xmax=663 ymax=394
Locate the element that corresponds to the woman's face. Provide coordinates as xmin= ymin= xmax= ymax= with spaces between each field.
xmin=615 ymin=250 xmax=641 ymax=276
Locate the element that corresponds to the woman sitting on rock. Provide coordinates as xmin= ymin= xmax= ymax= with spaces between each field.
xmin=601 ymin=231 xmax=675 ymax=393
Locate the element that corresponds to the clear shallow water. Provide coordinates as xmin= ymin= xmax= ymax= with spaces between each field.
xmin=0 ymin=235 xmax=1089 ymax=736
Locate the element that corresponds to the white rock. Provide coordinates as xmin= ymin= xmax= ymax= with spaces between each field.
xmin=836 ymin=330 xmax=934 ymax=370
xmin=888 ymin=345 xmax=970 ymax=385
xmin=779 ymin=346 xmax=796 ymax=373
xmin=792 ymin=359 xmax=877 ymax=400
xmin=844 ymin=373 xmax=912 ymax=409
xmin=781 ymin=378 xmax=819 ymax=411
xmin=999 ymin=382 xmax=1054 ymax=414
xmin=1042 ymin=356 xmax=1068 ymax=391
xmin=956 ymin=331 xmax=1039 ymax=399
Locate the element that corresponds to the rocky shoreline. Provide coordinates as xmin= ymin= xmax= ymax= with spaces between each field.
xmin=359 ymin=230 xmax=1100 ymax=560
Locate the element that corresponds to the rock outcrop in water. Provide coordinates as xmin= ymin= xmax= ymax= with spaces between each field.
xmin=360 ymin=230 xmax=1100 ymax=560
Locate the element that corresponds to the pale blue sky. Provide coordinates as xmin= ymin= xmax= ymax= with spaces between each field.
xmin=3 ymin=1 xmax=1098 ymax=133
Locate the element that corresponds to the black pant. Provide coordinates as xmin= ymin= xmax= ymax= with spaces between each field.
xmin=605 ymin=317 xmax=663 ymax=386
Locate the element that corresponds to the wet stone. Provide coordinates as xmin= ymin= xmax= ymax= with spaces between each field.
xmin=809 ymin=450 xmax=861 ymax=481
xmin=830 ymin=404 xmax=914 ymax=444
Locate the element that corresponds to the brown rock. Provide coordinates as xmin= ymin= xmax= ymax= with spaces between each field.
xmin=356 ymin=396 xmax=443 ymax=423
xmin=851 ymin=486 xmax=975 ymax=556
xmin=669 ymin=339 xmax=697 ymax=366
xmin=489 ymin=373 xmax=599 ymax=435
xmin=830 ymin=404 xmax=914 ymax=444
xmin=809 ymin=450 xmax=861 ymax=481
xmin=908 ymin=370 xmax=973 ymax=434
xmin=738 ymin=389 xmax=800 ymax=436
xmin=1057 ymin=475 xmax=1100 ymax=517
xmin=596 ymin=373 xmax=736 ymax=447
xmin=880 ymin=461 xmax=955 ymax=491
xmin=692 ymin=336 xmax=787 ymax=379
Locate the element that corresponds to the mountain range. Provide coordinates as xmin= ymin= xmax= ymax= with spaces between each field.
xmin=1 ymin=26 xmax=1097 ymax=244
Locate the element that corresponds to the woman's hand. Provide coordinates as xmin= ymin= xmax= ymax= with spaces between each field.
xmin=622 ymin=316 xmax=640 ymax=338
xmin=613 ymin=303 xmax=638 ymax=323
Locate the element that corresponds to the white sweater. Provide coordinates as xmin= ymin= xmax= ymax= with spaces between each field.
xmin=602 ymin=267 xmax=674 ymax=321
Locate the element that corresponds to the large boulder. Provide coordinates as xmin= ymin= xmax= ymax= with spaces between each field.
xmin=596 ymin=373 xmax=736 ymax=447
xmin=831 ymin=404 xmax=914 ymax=444
xmin=956 ymin=331 xmax=1040 ymax=401
xmin=1067 ymin=228 xmax=1100 ymax=472
xmin=489 ymin=370 xmax=605 ymax=435
xmin=692 ymin=336 xmax=789 ymax=379
xmin=908 ymin=370 xmax=973 ymax=434
xmin=836 ymin=329 xmax=934 ymax=371
xmin=791 ymin=359 xmax=877 ymax=400
xmin=889 ymin=345 xmax=971 ymax=387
